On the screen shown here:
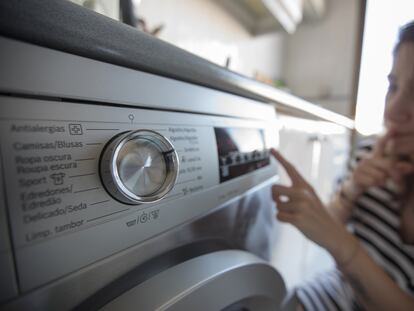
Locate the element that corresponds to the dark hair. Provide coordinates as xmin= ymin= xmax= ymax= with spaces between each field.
xmin=395 ymin=21 xmax=414 ymax=51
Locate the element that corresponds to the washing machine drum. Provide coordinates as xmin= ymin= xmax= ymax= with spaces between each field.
xmin=99 ymin=250 xmax=286 ymax=311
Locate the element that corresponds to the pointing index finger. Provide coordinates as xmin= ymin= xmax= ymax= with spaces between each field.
xmin=271 ymin=148 xmax=306 ymax=187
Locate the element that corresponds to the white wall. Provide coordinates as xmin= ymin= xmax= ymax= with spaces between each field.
xmin=135 ymin=0 xmax=286 ymax=80
xmin=282 ymin=0 xmax=361 ymax=117
xmin=70 ymin=0 xmax=120 ymax=20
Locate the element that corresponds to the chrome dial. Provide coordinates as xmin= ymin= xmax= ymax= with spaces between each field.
xmin=100 ymin=130 xmax=179 ymax=204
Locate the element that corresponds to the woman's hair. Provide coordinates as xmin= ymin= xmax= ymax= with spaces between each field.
xmin=395 ymin=20 xmax=414 ymax=51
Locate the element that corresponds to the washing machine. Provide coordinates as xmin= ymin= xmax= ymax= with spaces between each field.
xmin=0 ymin=1 xmax=288 ymax=310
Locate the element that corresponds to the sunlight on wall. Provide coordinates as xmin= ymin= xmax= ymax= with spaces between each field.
xmin=355 ymin=0 xmax=414 ymax=136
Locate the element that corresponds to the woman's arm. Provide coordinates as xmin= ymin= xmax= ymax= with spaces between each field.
xmin=331 ymin=229 xmax=414 ymax=311
xmin=271 ymin=149 xmax=414 ymax=310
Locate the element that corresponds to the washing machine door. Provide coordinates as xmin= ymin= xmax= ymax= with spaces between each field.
xmin=100 ymin=250 xmax=286 ymax=311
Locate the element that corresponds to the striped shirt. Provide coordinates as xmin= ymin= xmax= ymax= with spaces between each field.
xmin=296 ymin=140 xmax=414 ymax=311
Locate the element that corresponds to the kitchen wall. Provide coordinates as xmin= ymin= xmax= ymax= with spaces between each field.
xmin=283 ymin=0 xmax=361 ymax=117
xmin=70 ymin=0 xmax=120 ymax=20
xmin=135 ymin=0 xmax=285 ymax=82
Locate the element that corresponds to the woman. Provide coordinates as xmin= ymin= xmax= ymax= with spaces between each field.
xmin=272 ymin=21 xmax=414 ymax=311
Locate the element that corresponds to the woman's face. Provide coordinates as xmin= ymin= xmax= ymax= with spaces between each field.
xmin=384 ymin=42 xmax=414 ymax=133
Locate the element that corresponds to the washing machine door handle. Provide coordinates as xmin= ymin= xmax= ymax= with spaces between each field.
xmin=100 ymin=250 xmax=287 ymax=311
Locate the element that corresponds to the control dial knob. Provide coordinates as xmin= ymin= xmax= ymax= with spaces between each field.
xmin=100 ymin=130 xmax=179 ymax=204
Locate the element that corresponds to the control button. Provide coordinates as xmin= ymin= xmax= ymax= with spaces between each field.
xmin=100 ymin=130 xmax=179 ymax=204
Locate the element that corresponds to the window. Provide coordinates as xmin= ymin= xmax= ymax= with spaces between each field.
xmin=355 ymin=0 xmax=414 ymax=135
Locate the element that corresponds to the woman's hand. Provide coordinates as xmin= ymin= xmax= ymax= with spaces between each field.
xmin=344 ymin=133 xmax=414 ymax=201
xmin=271 ymin=149 xmax=349 ymax=252
xmin=386 ymin=122 xmax=414 ymax=163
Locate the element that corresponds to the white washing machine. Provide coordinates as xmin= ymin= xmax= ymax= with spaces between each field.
xmin=0 ymin=1 xmax=289 ymax=310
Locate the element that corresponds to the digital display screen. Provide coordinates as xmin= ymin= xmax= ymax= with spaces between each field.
xmin=214 ymin=127 xmax=270 ymax=182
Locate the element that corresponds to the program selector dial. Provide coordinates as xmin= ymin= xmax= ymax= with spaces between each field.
xmin=100 ymin=130 xmax=179 ymax=204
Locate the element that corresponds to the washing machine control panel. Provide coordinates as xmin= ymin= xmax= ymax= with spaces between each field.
xmin=100 ymin=130 xmax=179 ymax=204
xmin=0 ymin=96 xmax=276 ymax=293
